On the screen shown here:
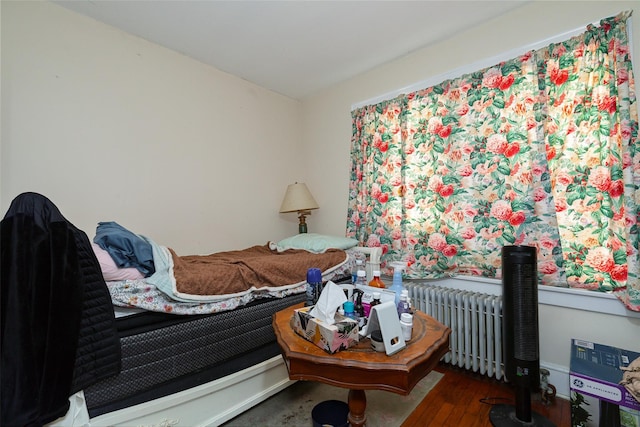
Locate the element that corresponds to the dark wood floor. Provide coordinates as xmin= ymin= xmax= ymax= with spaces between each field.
xmin=401 ymin=363 xmax=571 ymax=427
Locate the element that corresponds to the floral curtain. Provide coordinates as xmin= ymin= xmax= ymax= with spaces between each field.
xmin=347 ymin=12 xmax=639 ymax=311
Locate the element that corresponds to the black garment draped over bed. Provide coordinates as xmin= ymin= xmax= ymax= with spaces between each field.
xmin=1 ymin=192 xmax=121 ymax=427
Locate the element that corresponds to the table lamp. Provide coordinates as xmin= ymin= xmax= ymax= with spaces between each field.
xmin=279 ymin=182 xmax=319 ymax=233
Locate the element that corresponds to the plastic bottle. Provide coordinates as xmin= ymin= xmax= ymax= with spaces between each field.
xmin=368 ymin=270 xmax=385 ymax=288
xmin=400 ymin=313 xmax=413 ymax=341
xmin=361 ymin=291 xmax=372 ymax=317
xmin=389 ymin=262 xmax=406 ymax=306
xmin=370 ymin=292 xmax=382 ymax=313
xmin=352 ymin=259 xmax=365 ymax=284
xmin=355 ymin=270 xmax=367 ymax=288
xmin=353 ymin=290 xmax=367 ymax=328
xmin=343 ymin=301 xmax=358 ymax=321
xmin=353 ymin=290 xmax=364 ymax=316
xmin=397 ymin=289 xmax=411 ymax=317
xmin=305 ymin=268 xmax=322 ymax=307
xmin=357 ymin=258 xmax=367 ymax=280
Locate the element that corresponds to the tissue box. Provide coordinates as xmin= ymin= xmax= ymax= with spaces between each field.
xmin=570 ymin=339 xmax=640 ymax=427
xmin=290 ymin=306 xmax=359 ymax=354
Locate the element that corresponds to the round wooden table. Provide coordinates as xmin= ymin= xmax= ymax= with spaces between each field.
xmin=272 ymin=303 xmax=451 ymax=427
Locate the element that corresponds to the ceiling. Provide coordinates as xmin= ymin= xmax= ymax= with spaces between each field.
xmin=54 ymin=1 xmax=530 ymax=100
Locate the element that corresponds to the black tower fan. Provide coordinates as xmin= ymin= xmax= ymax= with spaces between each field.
xmin=489 ymin=245 xmax=555 ymax=426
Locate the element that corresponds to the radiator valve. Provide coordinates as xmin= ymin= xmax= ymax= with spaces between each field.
xmin=540 ymin=368 xmax=556 ymax=404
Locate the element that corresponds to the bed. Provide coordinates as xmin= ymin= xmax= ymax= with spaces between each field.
xmin=1 ymin=194 xmax=381 ymax=427
xmin=79 ymin=225 xmax=382 ymax=427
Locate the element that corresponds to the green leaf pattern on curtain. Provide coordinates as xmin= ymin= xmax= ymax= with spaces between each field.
xmin=347 ymin=12 xmax=639 ymax=311
xmin=538 ymin=14 xmax=639 ymax=307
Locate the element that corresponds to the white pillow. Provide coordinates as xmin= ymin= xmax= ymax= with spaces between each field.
xmin=273 ymin=233 xmax=359 ymax=253
xmin=91 ymin=243 xmax=144 ymax=281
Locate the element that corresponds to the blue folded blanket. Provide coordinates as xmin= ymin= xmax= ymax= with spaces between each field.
xmin=94 ymin=221 xmax=155 ymax=277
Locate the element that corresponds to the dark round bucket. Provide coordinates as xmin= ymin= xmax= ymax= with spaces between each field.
xmin=311 ymin=400 xmax=349 ymax=427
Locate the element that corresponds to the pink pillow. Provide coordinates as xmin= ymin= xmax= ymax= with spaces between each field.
xmin=91 ymin=243 xmax=144 ymax=281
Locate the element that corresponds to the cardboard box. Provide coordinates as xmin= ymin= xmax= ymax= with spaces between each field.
xmin=570 ymin=339 xmax=640 ymax=427
xmin=290 ymin=306 xmax=359 ymax=354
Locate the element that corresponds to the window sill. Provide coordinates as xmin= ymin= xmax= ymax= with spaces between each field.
xmin=411 ymin=275 xmax=639 ymax=318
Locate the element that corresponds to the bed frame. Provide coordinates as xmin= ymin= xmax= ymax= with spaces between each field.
xmin=88 ymin=246 xmax=382 ymax=427
xmin=90 ymin=355 xmax=290 ymax=426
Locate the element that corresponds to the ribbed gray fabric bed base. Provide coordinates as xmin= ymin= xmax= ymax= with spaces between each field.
xmin=85 ymin=293 xmax=305 ymax=417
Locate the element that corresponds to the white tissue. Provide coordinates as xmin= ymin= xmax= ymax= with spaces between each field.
xmin=309 ymin=281 xmax=348 ymax=325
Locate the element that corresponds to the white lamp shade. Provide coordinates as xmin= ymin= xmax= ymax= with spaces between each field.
xmin=279 ymin=182 xmax=319 ymax=213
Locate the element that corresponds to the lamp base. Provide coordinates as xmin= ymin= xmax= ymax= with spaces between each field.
xmin=297 ymin=211 xmax=310 ymax=234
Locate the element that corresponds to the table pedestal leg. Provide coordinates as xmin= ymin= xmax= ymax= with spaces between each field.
xmin=347 ymin=389 xmax=366 ymax=427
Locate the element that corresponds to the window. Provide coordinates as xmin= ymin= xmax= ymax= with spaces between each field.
xmin=347 ymin=12 xmax=639 ymax=311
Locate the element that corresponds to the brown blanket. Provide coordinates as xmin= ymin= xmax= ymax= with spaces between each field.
xmin=169 ymin=245 xmax=348 ymax=297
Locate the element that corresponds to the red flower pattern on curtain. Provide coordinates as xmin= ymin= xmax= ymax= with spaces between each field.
xmin=347 ymin=12 xmax=639 ymax=311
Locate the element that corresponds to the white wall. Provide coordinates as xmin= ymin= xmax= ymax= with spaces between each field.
xmin=1 ymin=1 xmax=306 ymax=254
xmin=300 ymin=0 xmax=640 ymax=396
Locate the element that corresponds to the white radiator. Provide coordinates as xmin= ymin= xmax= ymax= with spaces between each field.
xmin=406 ymin=283 xmax=504 ymax=380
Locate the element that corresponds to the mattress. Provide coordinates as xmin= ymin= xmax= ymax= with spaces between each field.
xmin=84 ymin=292 xmax=307 ymax=417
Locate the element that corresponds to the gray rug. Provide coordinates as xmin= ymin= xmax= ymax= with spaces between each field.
xmin=222 ymin=370 xmax=443 ymax=427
